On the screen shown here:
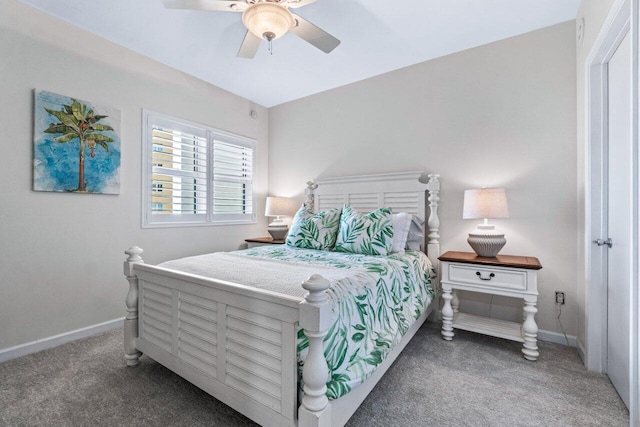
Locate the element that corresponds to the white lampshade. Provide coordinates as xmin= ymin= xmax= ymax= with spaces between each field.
xmin=265 ymin=196 xmax=295 ymax=241
xmin=463 ymin=188 xmax=509 ymax=258
xmin=463 ymin=188 xmax=509 ymax=220
xmin=242 ymin=3 xmax=294 ymax=41
xmin=265 ymin=196 xmax=295 ymax=217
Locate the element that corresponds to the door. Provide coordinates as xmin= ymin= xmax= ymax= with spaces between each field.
xmin=606 ymin=30 xmax=632 ymax=409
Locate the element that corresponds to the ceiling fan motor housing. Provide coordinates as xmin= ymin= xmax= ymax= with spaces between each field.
xmin=242 ymin=3 xmax=294 ymax=41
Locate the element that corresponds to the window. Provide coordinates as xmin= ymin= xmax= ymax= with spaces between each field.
xmin=142 ymin=110 xmax=256 ymax=227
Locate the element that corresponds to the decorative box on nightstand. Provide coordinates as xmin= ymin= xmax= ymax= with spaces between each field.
xmin=245 ymin=237 xmax=286 ymax=248
xmin=438 ymin=251 xmax=542 ymax=361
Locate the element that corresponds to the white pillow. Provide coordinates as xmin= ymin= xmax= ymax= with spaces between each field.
xmin=391 ymin=212 xmax=412 ymax=254
xmin=406 ymin=216 xmax=425 ymax=251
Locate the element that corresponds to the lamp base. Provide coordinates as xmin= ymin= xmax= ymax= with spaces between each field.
xmin=268 ymin=224 xmax=289 ymax=240
xmin=467 ymin=232 xmax=506 ymax=258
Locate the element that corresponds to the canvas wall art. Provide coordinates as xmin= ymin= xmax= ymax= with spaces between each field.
xmin=33 ymin=90 xmax=121 ymax=194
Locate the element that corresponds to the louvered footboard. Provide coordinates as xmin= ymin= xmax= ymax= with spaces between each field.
xmin=143 ymin=280 xmax=298 ymax=413
xmin=124 ymin=248 xmax=331 ymax=427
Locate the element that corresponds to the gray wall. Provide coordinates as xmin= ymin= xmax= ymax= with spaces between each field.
xmin=0 ymin=0 xmax=269 ymax=349
xmin=574 ymin=0 xmax=617 ymax=352
xmin=269 ymin=22 xmax=578 ymax=336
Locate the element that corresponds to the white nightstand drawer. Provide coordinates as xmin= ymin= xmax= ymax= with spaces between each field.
xmin=448 ymin=263 xmax=527 ymax=291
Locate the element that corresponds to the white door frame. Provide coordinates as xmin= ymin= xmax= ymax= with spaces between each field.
xmin=585 ymin=0 xmax=639 ymax=424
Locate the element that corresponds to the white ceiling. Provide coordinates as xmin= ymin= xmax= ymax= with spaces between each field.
xmin=19 ymin=0 xmax=580 ymax=107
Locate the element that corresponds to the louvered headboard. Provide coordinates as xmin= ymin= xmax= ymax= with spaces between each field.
xmin=306 ymin=171 xmax=441 ymax=269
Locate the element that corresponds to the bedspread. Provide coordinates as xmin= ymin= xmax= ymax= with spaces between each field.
xmin=160 ymin=246 xmax=435 ymax=400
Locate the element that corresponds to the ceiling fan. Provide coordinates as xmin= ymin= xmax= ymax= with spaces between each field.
xmin=163 ymin=0 xmax=341 ymax=58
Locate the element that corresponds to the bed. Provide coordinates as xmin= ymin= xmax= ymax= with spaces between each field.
xmin=123 ymin=171 xmax=441 ymax=427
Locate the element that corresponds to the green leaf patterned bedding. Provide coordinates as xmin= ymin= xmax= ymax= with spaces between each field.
xmin=286 ymin=205 xmax=341 ymax=250
xmin=241 ymin=245 xmax=435 ymax=400
xmin=334 ymin=205 xmax=394 ymax=256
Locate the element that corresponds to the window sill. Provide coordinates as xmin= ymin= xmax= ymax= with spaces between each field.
xmin=142 ymin=219 xmax=257 ymax=229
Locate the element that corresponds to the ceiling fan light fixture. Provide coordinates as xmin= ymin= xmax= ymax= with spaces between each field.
xmin=242 ymin=3 xmax=294 ymax=41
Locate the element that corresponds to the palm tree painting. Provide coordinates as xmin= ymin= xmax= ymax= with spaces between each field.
xmin=34 ymin=90 xmax=121 ymax=194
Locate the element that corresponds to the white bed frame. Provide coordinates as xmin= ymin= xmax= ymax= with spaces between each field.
xmin=123 ymin=171 xmax=441 ymax=427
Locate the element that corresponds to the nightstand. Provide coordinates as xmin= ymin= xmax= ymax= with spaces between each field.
xmin=438 ymin=251 xmax=542 ymax=361
xmin=245 ymin=237 xmax=286 ymax=248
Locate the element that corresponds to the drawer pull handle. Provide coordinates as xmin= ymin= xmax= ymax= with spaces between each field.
xmin=476 ymin=272 xmax=495 ymax=281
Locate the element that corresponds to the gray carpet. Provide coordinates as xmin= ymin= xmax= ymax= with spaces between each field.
xmin=0 ymin=322 xmax=629 ymax=426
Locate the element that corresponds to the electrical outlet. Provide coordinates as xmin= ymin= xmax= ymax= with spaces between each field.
xmin=555 ymin=291 xmax=565 ymax=305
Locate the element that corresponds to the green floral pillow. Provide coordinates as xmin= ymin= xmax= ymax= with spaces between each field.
xmin=335 ymin=205 xmax=394 ymax=256
xmin=285 ymin=205 xmax=341 ymax=250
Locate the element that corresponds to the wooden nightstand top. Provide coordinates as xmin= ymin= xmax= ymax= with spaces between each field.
xmin=245 ymin=237 xmax=285 ymax=244
xmin=439 ymin=251 xmax=542 ymax=270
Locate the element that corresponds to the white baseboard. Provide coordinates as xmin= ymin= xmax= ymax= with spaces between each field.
xmin=0 ymin=317 xmax=123 ymax=363
xmin=576 ymin=338 xmax=586 ymax=363
xmin=537 ymin=328 xmax=577 ymax=347
xmin=432 ymin=308 xmax=577 ymax=348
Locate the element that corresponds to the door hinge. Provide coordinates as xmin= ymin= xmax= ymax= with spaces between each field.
xmin=594 ymin=238 xmax=613 ymax=248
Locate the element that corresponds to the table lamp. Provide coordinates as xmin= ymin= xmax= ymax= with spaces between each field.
xmin=265 ymin=196 xmax=294 ymax=240
xmin=463 ymin=188 xmax=509 ymax=257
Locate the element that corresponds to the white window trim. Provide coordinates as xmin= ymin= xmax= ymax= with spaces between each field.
xmin=141 ymin=109 xmax=257 ymax=228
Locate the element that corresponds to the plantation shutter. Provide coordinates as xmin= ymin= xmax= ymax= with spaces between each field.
xmin=143 ymin=111 xmax=256 ymax=227
xmin=211 ymin=132 xmax=254 ymax=222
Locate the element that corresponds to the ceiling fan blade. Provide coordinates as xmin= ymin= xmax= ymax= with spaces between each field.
xmin=286 ymin=0 xmax=320 ymax=9
xmin=289 ymin=14 xmax=341 ymax=53
xmin=237 ymin=30 xmax=263 ymax=58
xmin=162 ymin=0 xmax=245 ymax=12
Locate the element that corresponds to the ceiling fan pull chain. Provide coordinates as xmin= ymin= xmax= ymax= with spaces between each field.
xmin=268 ymin=39 xmax=273 ymax=55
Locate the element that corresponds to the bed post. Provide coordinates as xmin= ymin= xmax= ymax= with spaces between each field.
xmin=124 ymin=246 xmax=144 ymax=367
xmin=299 ymin=274 xmax=332 ymax=427
xmin=305 ymin=180 xmax=318 ymax=211
xmin=426 ymin=174 xmax=441 ymax=274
